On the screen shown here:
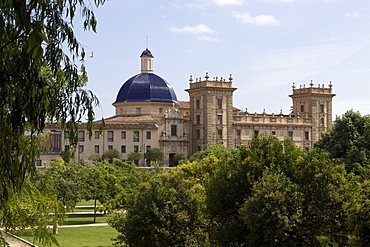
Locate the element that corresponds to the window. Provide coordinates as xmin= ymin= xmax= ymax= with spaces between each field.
xmin=217 ymin=129 xmax=222 ymax=139
xmin=107 ymin=131 xmax=114 ymax=142
xmin=137 ymin=107 xmax=141 ymax=114
xmin=94 ymin=145 xmax=100 ymax=153
xmin=146 ymin=145 xmax=151 ymax=151
xmin=64 ymin=131 xmax=70 ymax=139
xmin=159 ymin=108 xmax=163 ymax=114
xmin=288 ymin=131 xmax=293 ymax=140
xmin=196 ymin=99 xmax=200 ymax=109
xmin=121 ymin=131 xmax=126 ymax=139
xmin=321 ymin=118 xmax=325 ymax=125
xmin=196 ymin=115 xmax=200 ymax=124
xmin=305 ymin=131 xmax=309 ymax=140
xmin=78 ymin=145 xmax=84 ymax=153
xmin=94 ymin=131 xmax=100 ymax=139
xmin=78 ymin=131 xmax=85 ymax=142
xmin=301 ymin=105 xmax=304 ymax=112
xmin=121 ymin=145 xmax=126 ymax=153
xmin=146 ymin=131 xmax=151 ymax=139
xmin=36 ymin=160 xmax=42 ymax=167
xmin=108 ymin=145 xmax=113 ymax=150
xmin=236 ymin=130 xmax=241 ymax=136
xmin=133 ymin=131 xmax=139 ymax=142
xmin=134 ymin=145 xmax=139 ymax=152
xmin=217 ymin=99 xmax=222 ymax=109
xmin=320 ymin=104 xmax=325 ymax=113
xmin=65 ymin=145 xmax=70 ymax=150
xmin=171 ymin=125 xmax=177 ymax=136
xmin=272 ymin=131 xmax=276 ymax=136
xmin=254 ymin=130 xmax=259 ymax=136
xmin=217 ymin=115 xmax=222 ymax=124
xmin=196 ymin=130 xmax=200 ymax=139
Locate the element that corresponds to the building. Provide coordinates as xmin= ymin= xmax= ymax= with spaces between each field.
xmin=38 ymin=49 xmax=335 ymax=167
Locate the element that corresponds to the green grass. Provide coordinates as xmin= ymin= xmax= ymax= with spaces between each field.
xmin=65 ymin=213 xmax=110 ymax=225
xmin=13 ymin=226 xmax=126 ymax=247
xmin=76 ymin=200 xmax=99 ymax=207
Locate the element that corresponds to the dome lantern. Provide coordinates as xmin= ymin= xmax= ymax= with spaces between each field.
xmin=140 ymin=48 xmax=154 ymax=73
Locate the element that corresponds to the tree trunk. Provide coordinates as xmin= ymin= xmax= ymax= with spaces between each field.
xmin=94 ymin=198 xmax=97 ymax=223
xmin=53 ymin=206 xmax=59 ymax=235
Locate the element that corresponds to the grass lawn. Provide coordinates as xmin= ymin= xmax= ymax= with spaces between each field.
xmin=13 ymin=226 xmax=126 ymax=247
xmin=65 ymin=213 xmax=110 ymax=225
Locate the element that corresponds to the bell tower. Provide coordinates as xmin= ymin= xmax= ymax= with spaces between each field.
xmin=289 ymin=80 xmax=336 ymax=143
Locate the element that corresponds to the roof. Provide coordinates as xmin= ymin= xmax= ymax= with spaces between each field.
xmin=113 ymin=73 xmax=179 ymax=105
xmin=140 ymin=48 xmax=153 ymax=57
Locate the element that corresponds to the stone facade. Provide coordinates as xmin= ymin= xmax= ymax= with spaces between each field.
xmin=38 ymin=51 xmax=335 ymax=167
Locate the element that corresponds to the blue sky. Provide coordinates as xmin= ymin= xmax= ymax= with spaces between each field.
xmin=74 ymin=0 xmax=370 ymax=119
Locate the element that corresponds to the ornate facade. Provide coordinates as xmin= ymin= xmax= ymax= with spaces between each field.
xmin=39 ymin=49 xmax=335 ymax=167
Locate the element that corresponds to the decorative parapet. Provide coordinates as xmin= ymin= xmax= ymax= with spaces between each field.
xmin=291 ymin=80 xmax=334 ymax=96
xmin=188 ymin=72 xmax=235 ymax=89
xmin=233 ymin=110 xmax=312 ymax=125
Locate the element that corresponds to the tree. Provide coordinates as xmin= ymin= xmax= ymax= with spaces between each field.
xmin=0 ymin=0 xmax=106 ymax=214
xmin=102 ymin=148 xmax=121 ymax=163
xmin=315 ymin=110 xmax=370 ymax=175
xmin=239 ymin=168 xmax=304 ymax=246
xmin=88 ymin=152 xmax=101 ymax=162
xmin=127 ymin=152 xmax=143 ymax=165
xmin=109 ymin=168 xmax=209 ymax=247
xmin=345 ymin=179 xmax=370 ymax=246
xmin=174 ymin=153 xmax=187 ymax=166
xmin=144 ymin=147 xmax=164 ymax=164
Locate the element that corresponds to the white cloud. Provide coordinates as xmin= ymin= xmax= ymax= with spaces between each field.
xmin=170 ymin=24 xmax=213 ymax=33
xmin=232 ymin=11 xmax=280 ymax=25
xmin=198 ymin=36 xmax=220 ymax=42
xmin=212 ymin=0 xmax=244 ymax=6
xmin=344 ymin=11 xmax=360 ymax=18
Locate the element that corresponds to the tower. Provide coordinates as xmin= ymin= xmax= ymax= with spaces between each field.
xmin=185 ymin=73 xmax=236 ymax=154
xmin=289 ymin=80 xmax=336 ymax=143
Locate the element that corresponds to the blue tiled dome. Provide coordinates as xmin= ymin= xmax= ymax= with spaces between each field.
xmin=113 ymin=73 xmax=179 ymax=104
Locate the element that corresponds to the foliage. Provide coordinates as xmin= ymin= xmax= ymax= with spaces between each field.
xmin=174 ymin=152 xmax=188 ymax=165
xmin=345 ymin=179 xmax=370 ymax=246
xmin=239 ymin=168 xmax=304 ymax=246
xmin=102 ymin=148 xmax=121 ymax=163
xmin=0 ymin=0 xmax=106 ymax=208
xmin=88 ymin=152 xmax=101 ymax=162
xmin=109 ymin=168 xmax=209 ymax=247
xmin=0 ymin=178 xmax=60 ymax=245
xmin=144 ymin=147 xmax=164 ymax=163
xmin=127 ymin=152 xmax=143 ymax=165
xmin=315 ymin=110 xmax=370 ymax=175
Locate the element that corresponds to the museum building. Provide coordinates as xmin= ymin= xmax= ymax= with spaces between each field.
xmin=39 ymin=48 xmax=336 ymax=167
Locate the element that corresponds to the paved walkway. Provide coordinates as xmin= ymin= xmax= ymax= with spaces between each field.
xmin=3 ymin=233 xmax=35 ymax=247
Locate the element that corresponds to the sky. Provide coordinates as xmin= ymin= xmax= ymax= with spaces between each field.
xmin=73 ymin=0 xmax=370 ymax=120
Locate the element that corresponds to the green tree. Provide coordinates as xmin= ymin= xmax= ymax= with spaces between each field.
xmin=174 ymin=153 xmax=187 ymax=166
xmin=109 ymin=168 xmax=209 ymax=247
xmin=345 ymin=178 xmax=370 ymax=246
xmin=0 ymin=0 xmax=106 ymax=224
xmin=102 ymin=148 xmax=122 ymax=163
xmin=239 ymin=168 xmax=304 ymax=246
xmin=315 ymin=110 xmax=370 ymax=175
xmin=127 ymin=152 xmax=143 ymax=165
xmin=88 ymin=152 xmax=101 ymax=162
xmin=144 ymin=147 xmax=164 ymax=164
xmin=206 ymin=135 xmax=302 ymax=246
